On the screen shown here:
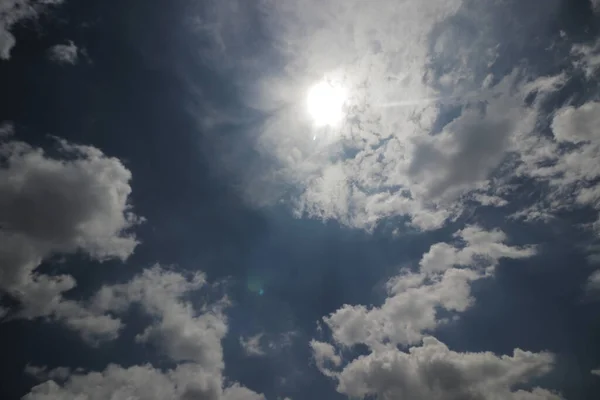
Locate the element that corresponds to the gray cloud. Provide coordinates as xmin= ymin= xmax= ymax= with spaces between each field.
xmin=25 ymin=365 xmax=71 ymax=382
xmin=23 ymin=363 xmax=265 ymax=400
xmin=240 ymin=333 xmax=266 ymax=357
xmin=585 ymin=270 xmax=600 ymax=297
xmin=0 ymin=0 xmax=64 ymax=60
xmin=48 ymin=41 xmax=78 ymax=64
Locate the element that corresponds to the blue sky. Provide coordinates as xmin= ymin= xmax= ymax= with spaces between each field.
xmin=1 ymin=0 xmax=600 ymax=399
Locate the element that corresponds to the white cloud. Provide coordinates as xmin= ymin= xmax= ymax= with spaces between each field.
xmin=240 ymin=333 xmax=266 ymax=357
xmin=324 ymin=268 xmax=478 ymax=350
xmin=311 ymin=224 xmax=558 ymax=399
xmin=332 ymin=336 xmax=560 ymax=400
xmin=0 ymin=0 xmax=64 ymax=60
xmin=48 ymin=41 xmax=78 ymax=64
xmin=592 ymin=368 xmax=600 ymax=377
xmin=23 ymin=363 xmax=265 ymax=400
xmin=309 ymin=340 xmax=341 ymax=377
xmin=92 ymin=265 xmax=226 ymax=368
xmin=420 ymin=225 xmax=537 ymax=274
xmin=322 ymin=226 xmax=536 ymax=349
xmin=23 ymin=266 xmax=266 ymax=400
xmin=0 ymin=135 xmax=141 ymax=339
xmin=509 ymin=77 xmax=600 ymax=231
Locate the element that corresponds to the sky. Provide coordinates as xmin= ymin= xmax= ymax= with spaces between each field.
xmin=1 ymin=0 xmax=600 ymax=399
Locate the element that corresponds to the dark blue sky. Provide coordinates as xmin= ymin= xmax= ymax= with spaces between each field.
xmin=1 ymin=1 xmax=600 ymax=400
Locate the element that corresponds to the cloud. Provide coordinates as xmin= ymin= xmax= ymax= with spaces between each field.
xmin=419 ymin=225 xmax=537 ymax=274
xmin=572 ymin=38 xmax=600 ymax=79
xmin=309 ymin=340 xmax=341 ymax=377
xmin=592 ymin=368 xmax=600 ymax=377
xmin=0 ymin=0 xmax=64 ymax=60
xmin=25 ymin=365 xmax=72 ymax=382
xmin=585 ymin=270 xmax=600 ymax=297
xmin=47 ymin=41 xmax=78 ymax=64
xmin=322 ymin=226 xmax=535 ymax=349
xmin=331 ymin=336 xmax=560 ymax=400
xmin=552 ymin=102 xmax=600 ymax=145
xmin=23 ymin=266 xmax=266 ymax=400
xmin=310 ymin=223 xmax=559 ymax=399
xmin=0 ymin=121 xmax=14 ymax=137
xmin=194 ymin=0 xmax=571 ymax=232
xmin=0 ymin=137 xmax=141 ymax=289
xmin=0 ymin=137 xmax=148 ymax=342
xmin=23 ymin=363 xmax=265 ymax=400
xmin=92 ymin=265 xmax=226 ymax=368
xmin=0 ymin=135 xmax=142 ymax=339
xmin=407 ymin=74 xmax=536 ymax=201
xmin=240 ymin=333 xmax=266 ymax=357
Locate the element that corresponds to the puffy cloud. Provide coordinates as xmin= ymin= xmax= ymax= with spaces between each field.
xmin=310 ymin=226 xmax=557 ymax=398
xmin=23 ymin=266 xmax=266 ymax=400
xmin=324 ymin=268 xmax=478 ymax=349
xmin=0 ymin=0 xmax=64 ymax=59
xmin=552 ymin=102 xmax=600 ymax=145
xmin=47 ymin=41 xmax=78 ymax=64
xmin=420 ymin=225 xmax=537 ymax=274
xmin=240 ymin=333 xmax=266 ymax=357
xmin=0 ymin=135 xmax=141 ymax=340
xmin=23 ymin=363 xmax=265 ymax=400
xmin=322 ymin=226 xmax=535 ymax=349
xmin=332 ymin=336 xmax=560 ymax=400
xmin=92 ymin=266 xmax=225 ymax=369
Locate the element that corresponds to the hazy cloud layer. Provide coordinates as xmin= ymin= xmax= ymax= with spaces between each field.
xmin=194 ymin=0 xmax=583 ymax=232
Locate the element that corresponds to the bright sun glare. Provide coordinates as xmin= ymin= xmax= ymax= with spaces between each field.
xmin=306 ymin=80 xmax=348 ymax=127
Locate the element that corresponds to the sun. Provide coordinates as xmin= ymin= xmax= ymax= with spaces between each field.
xmin=306 ymin=80 xmax=348 ymax=127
